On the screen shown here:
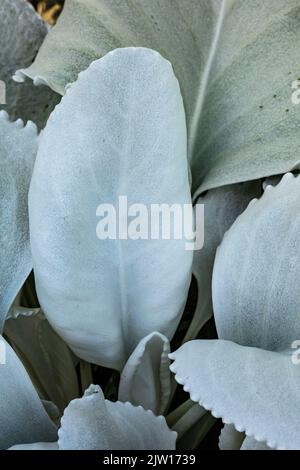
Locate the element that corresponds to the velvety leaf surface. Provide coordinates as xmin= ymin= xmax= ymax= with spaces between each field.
xmin=0 ymin=112 xmax=37 ymax=331
xmin=17 ymin=0 xmax=300 ymax=193
xmin=15 ymin=0 xmax=220 ymax=152
xmin=57 ymin=385 xmax=176 ymax=450
xmin=192 ymin=0 xmax=300 ymax=195
xmin=29 ymin=47 xmax=192 ymax=370
xmin=0 ymin=0 xmax=60 ymax=128
xmin=212 ymin=173 xmax=300 ymax=351
xmin=240 ymin=436 xmax=271 ymax=450
xmin=170 ymin=339 xmax=300 ymax=450
xmin=118 ymin=332 xmax=171 ymax=414
xmin=184 ymin=181 xmax=261 ymax=342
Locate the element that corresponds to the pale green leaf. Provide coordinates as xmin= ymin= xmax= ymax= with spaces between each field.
xmin=15 ymin=0 xmax=219 ymax=152
xmin=16 ymin=0 xmax=300 ymax=192
xmin=4 ymin=309 xmax=80 ymax=413
xmin=0 ymin=335 xmax=57 ymax=449
xmin=219 ymin=424 xmax=245 ymax=450
xmin=0 ymin=0 xmax=60 ymax=128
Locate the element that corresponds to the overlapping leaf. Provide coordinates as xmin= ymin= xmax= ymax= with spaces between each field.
xmin=10 ymin=385 xmax=177 ymax=450
xmin=16 ymin=0 xmax=300 ymax=193
xmin=184 ymin=181 xmax=261 ymax=342
xmin=0 ymin=112 xmax=37 ymax=331
xmin=118 ymin=332 xmax=171 ymax=414
xmin=170 ymin=173 xmax=300 ymax=450
xmin=0 ymin=335 xmax=57 ymax=449
xmin=5 ymin=309 xmax=80 ymax=412
xmin=0 ymin=0 xmax=60 ymax=128
xmin=170 ymin=339 xmax=300 ymax=450
xmin=212 ymin=173 xmax=300 ymax=350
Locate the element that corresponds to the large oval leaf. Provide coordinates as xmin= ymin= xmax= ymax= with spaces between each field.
xmin=212 ymin=173 xmax=300 ymax=351
xmin=15 ymin=0 xmax=220 ymax=152
xmin=170 ymin=339 xmax=300 ymax=450
xmin=16 ymin=0 xmax=300 ymax=193
xmin=191 ymin=0 xmax=300 ymax=196
xmin=29 ymin=47 xmax=192 ymax=370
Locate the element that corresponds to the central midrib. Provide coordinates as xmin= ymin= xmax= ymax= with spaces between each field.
xmin=117 ymin=67 xmax=136 ymax=359
xmin=188 ymin=0 xmax=227 ymax=160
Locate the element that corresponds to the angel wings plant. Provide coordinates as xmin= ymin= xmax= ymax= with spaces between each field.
xmin=1 ymin=0 xmax=300 ymax=451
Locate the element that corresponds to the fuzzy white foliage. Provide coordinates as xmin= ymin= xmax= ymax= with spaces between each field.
xmin=10 ymin=385 xmax=177 ymax=450
xmin=170 ymin=174 xmax=300 ymax=450
xmin=185 ymin=181 xmax=261 ymax=342
xmin=15 ymin=0 xmax=219 ymax=156
xmin=58 ymin=385 xmax=176 ymax=450
xmin=212 ymin=173 xmax=300 ymax=351
xmin=170 ymin=339 xmax=300 ymax=450
xmin=0 ymin=0 xmax=60 ymax=128
xmin=16 ymin=0 xmax=300 ymax=193
xmin=0 ymin=112 xmax=37 ymax=331
xmin=29 ymin=47 xmax=192 ymax=371
xmin=2 ymin=0 xmax=299 ymax=451
xmin=240 ymin=436 xmax=271 ymax=450
xmin=218 ymin=424 xmax=270 ymax=450
xmin=118 ymin=332 xmax=171 ymax=414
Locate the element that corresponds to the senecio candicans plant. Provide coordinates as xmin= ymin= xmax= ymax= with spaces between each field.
xmin=1 ymin=0 xmax=300 ymax=452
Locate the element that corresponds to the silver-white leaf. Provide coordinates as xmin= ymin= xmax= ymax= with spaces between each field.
xmin=0 ymin=112 xmax=37 ymax=331
xmin=0 ymin=0 xmax=60 ymax=128
xmin=212 ymin=173 xmax=300 ymax=351
xmin=118 ymin=332 xmax=171 ymax=414
xmin=17 ymin=0 xmax=300 ymax=193
xmin=184 ymin=181 xmax=261 ymax=342
xmin=240 ymin=436 xmax=271 ymax=450
xmin=57 ymin=385 xmax=176 ymax=450
xmin=170 ymin=339 xmax=300 ymax=450
xmin=29 ymin=47 xmax=192 ymax=370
